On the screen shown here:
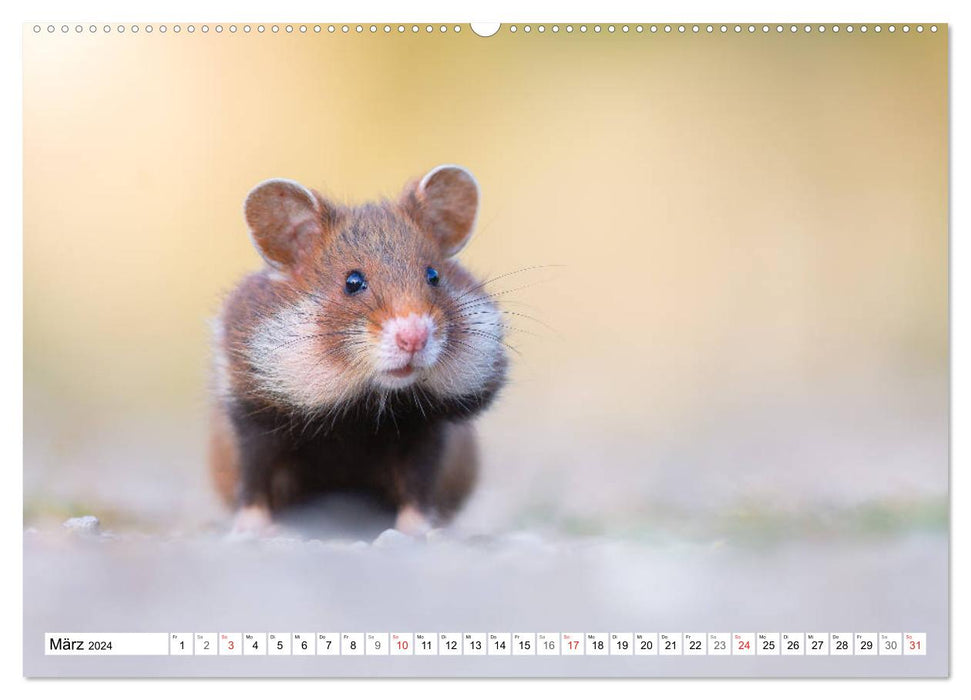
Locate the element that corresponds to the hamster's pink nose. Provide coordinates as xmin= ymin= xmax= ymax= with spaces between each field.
xmin=395 ymin=321 xmax=429 ymax=354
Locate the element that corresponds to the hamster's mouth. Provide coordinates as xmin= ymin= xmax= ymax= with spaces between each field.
xmin=385 ymin=365 xmax=415 ymax=379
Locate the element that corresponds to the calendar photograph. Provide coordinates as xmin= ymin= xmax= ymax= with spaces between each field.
xmin=22 ymin=21 xmax=948 ymax=677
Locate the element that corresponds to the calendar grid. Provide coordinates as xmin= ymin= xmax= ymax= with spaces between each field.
xmin=44 ymin=632 xmax=926 ymax=657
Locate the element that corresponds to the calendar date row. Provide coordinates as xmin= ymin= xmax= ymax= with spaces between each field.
xmin=46 ymin=632 xmax=927 ymax=657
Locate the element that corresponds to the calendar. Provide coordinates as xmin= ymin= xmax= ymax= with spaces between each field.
xmin=45 ymin=632 xmax=927 ymax=657
xmin=21 ymin=14 xmax=950 ymax=681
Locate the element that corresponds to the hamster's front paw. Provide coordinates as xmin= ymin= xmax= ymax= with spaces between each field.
xmin=226 ymin=503 xmax=279 ymax=541
xmin=394 ymin=504 xmax=432 ymax=536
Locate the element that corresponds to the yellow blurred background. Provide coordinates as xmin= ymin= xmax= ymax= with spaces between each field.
xmin=23 ymin=26 xmax=948 ymax=535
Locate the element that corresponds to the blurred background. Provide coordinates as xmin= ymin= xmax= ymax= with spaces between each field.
xmin=23 ymin=26 xmax=947 ymax=541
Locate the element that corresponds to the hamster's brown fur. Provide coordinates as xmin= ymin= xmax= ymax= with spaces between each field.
xmin=209 ymin=166 xmax=507 ymax=534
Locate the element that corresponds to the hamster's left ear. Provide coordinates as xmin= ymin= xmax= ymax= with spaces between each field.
xmin=403 ymin=165 xmax=479 ymax=257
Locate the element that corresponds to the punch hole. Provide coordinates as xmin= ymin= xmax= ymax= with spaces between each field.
xmin=470 ymin=23 xmax=500 ymax=37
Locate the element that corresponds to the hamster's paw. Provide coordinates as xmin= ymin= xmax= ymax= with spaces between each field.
xmin=394 ymin=504 xmax=432 ymax=536
xmin=226 ymin=504 xmax=279 ymax=541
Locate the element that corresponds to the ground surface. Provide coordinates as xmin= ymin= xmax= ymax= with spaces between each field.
xmin=23 ymin=517 xmax=947 ymax=678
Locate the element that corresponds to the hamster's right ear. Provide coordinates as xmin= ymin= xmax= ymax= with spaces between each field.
xmin=244 ymin=179 xmax=330 ymax=269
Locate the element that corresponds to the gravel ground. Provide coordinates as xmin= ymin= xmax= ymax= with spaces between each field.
xmin=23 ymin=518 xmax=948 ymax=678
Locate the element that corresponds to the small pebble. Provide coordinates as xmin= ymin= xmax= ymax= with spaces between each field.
xmin=62 ymin=516 xmax=101 ymax=535
xmin=262 ymin=536 xmax=303 ymax=550
xmin=373 ymin=528 xmax=415 ymax=548
xmin=425 ymin=528 xmax=451 ymax=544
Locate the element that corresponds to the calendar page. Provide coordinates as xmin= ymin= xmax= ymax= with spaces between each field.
xmin=22 ymin=19 xmax=948 ymax=678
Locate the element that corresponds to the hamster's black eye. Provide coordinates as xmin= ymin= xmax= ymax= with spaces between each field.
xmin=344 ymin=270 xmax=367 ymax=295
xmin=425 ymin=266 xmax=440 ymax=287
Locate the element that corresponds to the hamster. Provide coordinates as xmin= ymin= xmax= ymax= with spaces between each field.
xmin=209 ymin=165 xmax=508 ymax=536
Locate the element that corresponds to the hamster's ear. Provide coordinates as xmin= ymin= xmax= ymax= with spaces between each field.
xmin=404 ymin=165 xmax=479 ymax=257
xmin=244 ymin=179 xmax=329 ymax=269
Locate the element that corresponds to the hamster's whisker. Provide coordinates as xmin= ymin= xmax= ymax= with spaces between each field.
xmin=453 ymin=280 xmax=550 ymax=311
xmin=410 ymin=386 xmax=428 ymax=421
xmin=461 ymin=328 xmax=520 ymax=353
xmin=446 ymin=337 xmax=494 ymax=362
xmin=451 ymin=264 xmax=563 ymax=303
xmin=463 ymin=320 xmax=536 ymax=338
xmin=460 ymin=308 xmax=554 ymax=331
xmin=264 ymin=330 xmax=361 ymax=354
